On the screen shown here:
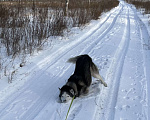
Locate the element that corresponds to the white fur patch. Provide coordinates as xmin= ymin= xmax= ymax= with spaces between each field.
xmin=60 ymin=92 xmax=72 ymax=103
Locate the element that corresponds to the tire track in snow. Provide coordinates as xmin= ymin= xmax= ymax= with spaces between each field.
xmin=131 ymin=6 xmax=150 ymax=120
xmin=35 ymin=5 xmax=124 ymax=120
xmin=97 ymin=3 xmax=131 ymax=120
xmin=112 ymin=4 xmax=146 ymax=119
xmin=0 ymin=4 xmax=123 ymax=120
xmin=54 ymin=6 xmax=125 ymax=120
xmin=54 ymin=5 xmax=126 ymax=120
xmin=34 ymin=4 xmax=125 ymax=120
xmin=0 ymin=2 xmax=122 ymax=113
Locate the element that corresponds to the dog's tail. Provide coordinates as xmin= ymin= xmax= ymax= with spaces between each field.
xmin=90 ymin=61 xmax=107 ymax=87
xmin=67 ymin=55 xmax=83 ymax=63
xmin=68 ymin=55 xmax=107 ymax=87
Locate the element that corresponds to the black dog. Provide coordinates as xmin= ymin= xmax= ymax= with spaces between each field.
xmin=59 ymin=54 xmax=107 ymax=103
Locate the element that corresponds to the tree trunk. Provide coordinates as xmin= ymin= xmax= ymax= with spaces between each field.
xmin=89 ymin=0 xmax=91 ymax=4
xmin=65 ymin=0 xmax=69 ymax=16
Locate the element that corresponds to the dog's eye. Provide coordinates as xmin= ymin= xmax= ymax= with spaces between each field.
xmin=67 ymin=95 xmax=70 ymax=97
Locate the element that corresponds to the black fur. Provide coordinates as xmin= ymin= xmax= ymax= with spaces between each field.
xmin=59 ymin=54 xmax=93 ymax=98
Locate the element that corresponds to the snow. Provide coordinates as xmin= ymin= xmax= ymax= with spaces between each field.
xmin=0 ymin=0 xmax=150 ymax=120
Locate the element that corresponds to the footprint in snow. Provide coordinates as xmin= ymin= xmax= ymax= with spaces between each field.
xmin=67 ymin=104 xmax=82 ymax=120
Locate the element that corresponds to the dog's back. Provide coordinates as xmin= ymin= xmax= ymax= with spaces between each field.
xmin=74 ymin=55 xmax=92 ymax=86
xmin=68 ymin=54 xmax=107 ymax=87
xmin=59 ymin=54 xmax=107 ymax=102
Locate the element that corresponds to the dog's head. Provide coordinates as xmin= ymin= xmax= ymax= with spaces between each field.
xmin=59 ymin=85 xmax=75 ymax=103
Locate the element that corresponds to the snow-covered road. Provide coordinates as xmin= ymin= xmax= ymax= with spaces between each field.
xmin=0 ymin=1 xmax=150 ymax=120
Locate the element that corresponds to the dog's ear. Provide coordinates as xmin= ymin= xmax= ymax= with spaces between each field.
xmin=70 ymin=89 xmax=74 ymax=95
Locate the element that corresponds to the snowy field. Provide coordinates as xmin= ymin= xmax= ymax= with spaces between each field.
xmin=0 ymin=0 xmax=150 ymax=120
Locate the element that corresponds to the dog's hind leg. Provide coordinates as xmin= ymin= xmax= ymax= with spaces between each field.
xmin=92 ymin=72 xmax=107 ymax=87
xmin=90 ymin=62 xmax=107 ymax=87
xmin=82 ymin=87 xmax=89 ymax=94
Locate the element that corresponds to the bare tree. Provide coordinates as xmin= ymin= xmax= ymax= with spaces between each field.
xmin=89 ymin=0 xmax=91 ymax=4
xmin=65 ymin=0 xmax=69 ymax=16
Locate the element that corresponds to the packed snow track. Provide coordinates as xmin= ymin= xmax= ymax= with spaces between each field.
xmin=0 ymin=1 xmax=150 ymax=120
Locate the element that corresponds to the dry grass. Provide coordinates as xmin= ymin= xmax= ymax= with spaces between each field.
xmin=0 ymin=0 xmax=119 ymax=55
xmin=126 ymin=0 xmax=150 ymax=24
xmin=127 ymin=0 xmax=150 ymax=14
xmin=0 ymin=0 xmax=119 ymax=81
